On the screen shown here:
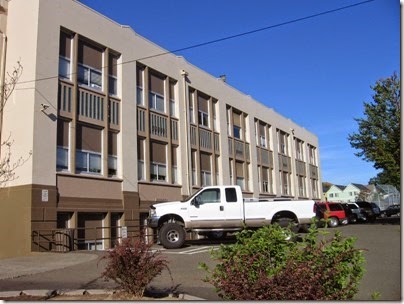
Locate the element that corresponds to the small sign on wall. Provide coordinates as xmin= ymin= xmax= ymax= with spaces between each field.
xmin=121 ymin=226 xmax=128 ymax=239
xmin=41 ymin=189 xmax=49 ymax=202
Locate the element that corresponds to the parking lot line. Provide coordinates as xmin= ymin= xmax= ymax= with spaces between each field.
xmin=163 ymin=246 xmax=219 ymax=255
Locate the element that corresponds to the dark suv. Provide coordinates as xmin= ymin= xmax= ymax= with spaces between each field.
xmin=381 ymin=204 xmax=400 ymax=217
xmin=355 ymin=201 xmax=379 ymax=222
xmin=314 ymin=202 xmax=348 ymax=228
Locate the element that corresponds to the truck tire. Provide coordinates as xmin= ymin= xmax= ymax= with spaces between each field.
xmin=159 ymin=222 xmax=186 ymax=249
xmin=327 ymin=217 xmax=339 ymax=228
xmin=275 ymin=217 xmax=299 ymax=233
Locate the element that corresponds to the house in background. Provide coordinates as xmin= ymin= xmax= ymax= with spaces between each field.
xmin=324 ymin=182 xmax=400 ymax=209
xmin=325 ymin=184 xmax=346 ymax=201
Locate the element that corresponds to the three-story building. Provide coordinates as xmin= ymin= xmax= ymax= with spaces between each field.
xmin=0 ymin=0 xmax=321 ymax=258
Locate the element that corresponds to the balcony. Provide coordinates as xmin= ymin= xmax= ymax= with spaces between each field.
xmin=109 ymin=98 xmax=120 ymax=130
xmin=58 ymin=81 xmax=73 ymax=118
xmin=150 ymin=112 xmax=168 ymax=139
xmin=309 ymin=164 xmax=319 ymax=179
xmin=137 ymin=108 xmax=146 ymax=134
xmin=278 ymin=154 xmax=291 ymax=172
xmin=296 ymin=160 xmax=306 ymax=176
xmin=199 ymin=128 xmax=212 ymax=150
xmin=78 ymin=86 xmax=104 ymax=126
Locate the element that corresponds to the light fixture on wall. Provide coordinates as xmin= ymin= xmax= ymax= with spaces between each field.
xmin=40 ymin=103 xmax=50 ymax=112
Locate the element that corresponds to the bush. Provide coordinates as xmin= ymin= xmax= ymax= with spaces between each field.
xmin=199 ymin=224 xmax=365 ymax=300
xmin=99 ymin=237 xmax=170 ymax=298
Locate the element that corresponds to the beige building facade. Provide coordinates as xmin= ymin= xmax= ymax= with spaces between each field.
xmin=0 ymin=0 xmax=321 ymax=258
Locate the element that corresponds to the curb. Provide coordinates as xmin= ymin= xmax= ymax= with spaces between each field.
xmin=0 ymin=289 xmax=205 ymax=300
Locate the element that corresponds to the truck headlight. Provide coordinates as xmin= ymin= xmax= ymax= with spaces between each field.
xmin=149 ymin=207 xmax=156 ymax=217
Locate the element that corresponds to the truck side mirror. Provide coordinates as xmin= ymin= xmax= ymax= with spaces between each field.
xmin=193 ymin=196 xmax=201 ymax=207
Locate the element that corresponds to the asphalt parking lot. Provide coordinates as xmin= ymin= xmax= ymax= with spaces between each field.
xmin=0 ymin=217 xmax=400 ymax=301
xmin=151 ymin=217 xmax=401 ymax=300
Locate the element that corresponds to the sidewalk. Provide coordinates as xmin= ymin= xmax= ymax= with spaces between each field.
xmin=0 ymin=251 xmax=205 ymax=300
xmin=0 ymin=251 xmax=98 ymax=280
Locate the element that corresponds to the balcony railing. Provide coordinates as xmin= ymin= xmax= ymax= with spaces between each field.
xmin=199 ymin=128 xmax=212 ymax=150
xmin=279 ymin=154 xmax=291 ymax=172
xmin=78 ymin=87 xmax=104 ymax=122
xmin=234 ymin=139 xmax=244 ymax=159
xmin=171 ymin=119 xmax=178 ymax=142
xmin=137 ymin=108 xmax=146 ymax=133
xmin=296 ymin=160 xmax=306 ymax=176
xmin=109 ymin=98 xmax=120 ymax=128
xmin=58 ymin=81 xmax=73 ymax=116
xmin=214 ymin=133 xmax=220 ymax=153
xmin=190 ymin=125 xmax=197 ymax=147
xmin=150 ymin=112 xmax=167 ymax=138
xmin=309 ymin=164 xmax=319 ymax=179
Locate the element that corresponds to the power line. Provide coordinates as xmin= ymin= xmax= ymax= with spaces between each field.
xmin=16 ymin=0 xmax=375 ymax=86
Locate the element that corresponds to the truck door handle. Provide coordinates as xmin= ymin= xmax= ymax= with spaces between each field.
xmin=220 ymin=206 xmax=224 ymax=211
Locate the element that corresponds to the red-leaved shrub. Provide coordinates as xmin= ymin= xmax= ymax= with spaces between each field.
xmin=99 ymin=237 xmax=170 ymax=298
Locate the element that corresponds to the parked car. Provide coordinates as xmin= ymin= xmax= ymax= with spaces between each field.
xmin=355 ymin=201 xmax=378 ymax=222
xmin=381 ymin=204 xmax=400 ymax=217
xmin=341 ymin=203 xmax=365 ymax=223
xmin=340 ymin=203 xmax=356 ymax=223
xmin=314 ymin=202 xmax=348 ymax=228
xmin=346 ymin=203 xmax=367 ymax=222
xmin=370 ymin=202 xmax=381 ymax=217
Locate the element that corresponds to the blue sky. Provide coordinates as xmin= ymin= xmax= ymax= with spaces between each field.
xmin=81 ymin=0 xmax=400 ymax=186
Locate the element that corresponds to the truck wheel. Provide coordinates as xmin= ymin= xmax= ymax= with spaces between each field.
xmin=207 ymin=231 xmax=227 ymax=240
xmin=275 ymin=217 xmax=299 ymax=233
xmin=159 ymin=222 xmax=185 ymax=249
xmin=327 ymin=217 xmax=339 ymax=228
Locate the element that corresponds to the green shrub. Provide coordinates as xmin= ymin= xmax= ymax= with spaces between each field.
xmin=99 ymin=237 xmax=170 ymax=298
xmin=200 ymin=224 xmax=365 ymax=300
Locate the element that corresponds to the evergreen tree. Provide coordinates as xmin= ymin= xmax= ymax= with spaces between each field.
xmin=348 ymin=73 xmax=400 ymax=190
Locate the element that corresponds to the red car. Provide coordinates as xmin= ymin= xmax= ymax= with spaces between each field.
xmin=314 ymin=202 xmax=349 ymax=228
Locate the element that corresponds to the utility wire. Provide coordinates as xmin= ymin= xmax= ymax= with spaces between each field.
xmin=16 ymin=0 xmax=375 ymax=86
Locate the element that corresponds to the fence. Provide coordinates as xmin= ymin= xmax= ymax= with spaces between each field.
xmin=31 ymin=224 xmax=155 ymax=253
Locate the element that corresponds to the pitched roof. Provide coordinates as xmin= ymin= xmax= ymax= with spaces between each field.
xmin=351 ymin=183 xmax=370 ymax=191
xmin=333 ymin=185 xmax=346 ymax=191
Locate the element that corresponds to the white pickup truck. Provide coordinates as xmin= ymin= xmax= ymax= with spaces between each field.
xmin=147 ymin=185 xmax=315 ymax=249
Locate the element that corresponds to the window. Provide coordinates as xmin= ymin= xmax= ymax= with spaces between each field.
xmin=236 ymin=161 xmax=245 ymax=190
xmin=137 ymin=138 xmax=145 ymax=180
xmin=169 ymin=81 xmax=176 ymax=117
xmin=199 ymin=111 xmax=209 ymax=127
xmin=149 ymin=92 xmax=165 ymax=112
xmin=57 ymin=119 xmax=70 ymax=171
xmin=75 ymin=124 xmax=102 ymax=174
xmin=189 ymin=90 xmax=195 ymax=123
xmin=200 ymin=153 xmax=212 ymax=186
xmin=77 ymin=40 xmax=103 ymax=90
xmin=233 ymin=111 xmax=242 ymax=139
xmin=137 ymin=66 xmax=144 ymax=106
xmin=108 ymin=54 xmax=119 ymax=96
xmin=225 ymin=188 xmax=237 ymax=202
xmin=197 ymin=189 xmax=220 ymax=204
xmin=258 ymin=122 xmax=267 ymax=148
xmin=278 ymin=130 xmax=288 ymax=155
xmin=233 ymin=126 xmax=241 ymax=139
xmin=149 ymin=73 xmax=165 ymax=113
xmin=59 ymin=31 xmax=72 ymax=80
xmin=172 ymin=146 xmax=178 ymax=184
xmin=150 ymin=142 xmax=166 ymax=182
xmin=296 ymin=139 xmax=304 ymax=161
xmin=108 ymin=131 xmax=118 ymax=176
xmin=150 ymin=162 xmax=166 ymax=181
xmin=281 ymin=171 xmax=289 ymax=195
xmin=198 ymin=93 xmax=209 ymax=128
xmin=260 ymin=166 xmax=271 ymax=193
xmin=308 ymin=145 xmax=317 ymax=165
xmin=298 ymin=175 xmax=305 ymax=197
xmin=330 ymin=193 xmax=334 ymax=198
xmin=76 ymin=150 xmax=101 ymax=173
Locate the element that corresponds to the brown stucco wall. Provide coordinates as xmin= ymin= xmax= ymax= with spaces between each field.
xmin=0 ymin=185 xmax=32 ymax=258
